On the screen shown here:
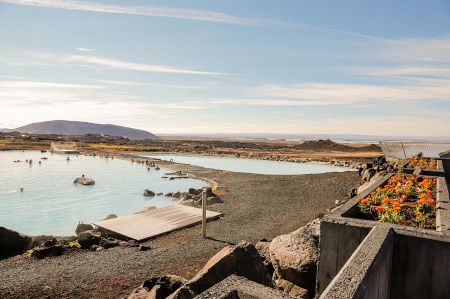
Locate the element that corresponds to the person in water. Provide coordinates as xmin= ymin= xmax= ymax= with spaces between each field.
xmin=19 ymin=187 xmax=24 ymax=192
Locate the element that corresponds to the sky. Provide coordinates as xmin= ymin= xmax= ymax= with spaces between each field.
xmin=1 ymin=0 xmax=450 ymax=136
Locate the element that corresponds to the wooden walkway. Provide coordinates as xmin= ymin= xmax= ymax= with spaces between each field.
xmin=94 ymin=204 xmax=222 ymax=241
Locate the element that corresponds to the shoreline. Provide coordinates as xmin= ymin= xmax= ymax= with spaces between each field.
xmin=0 ymin=148 xmax=362 ymax=299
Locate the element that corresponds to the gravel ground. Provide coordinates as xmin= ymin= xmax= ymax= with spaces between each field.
xmin=0 ymin=157 xmax=360 ymax=299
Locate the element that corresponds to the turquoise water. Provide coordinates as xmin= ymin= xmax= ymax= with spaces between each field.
xmin=0 ymin=151 xmax=205 ymax=235
xmin=139 ymin=153 xmax=355 ymax=175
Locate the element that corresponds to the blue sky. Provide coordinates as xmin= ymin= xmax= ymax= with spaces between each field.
xmin=1 ymin=0 xmax=450 ymax=136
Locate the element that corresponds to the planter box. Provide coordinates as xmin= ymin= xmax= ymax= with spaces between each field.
xmin=400 ymin=159 xmax=444 ymax=177
xmin=316 ymin=170 xmax=450 ymax=295
xmin=320 ymin=225 xmax=450 ymax=299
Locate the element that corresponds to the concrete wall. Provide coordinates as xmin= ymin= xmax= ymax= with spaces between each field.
xmin=316 ymin=220 xmax=371 ymax=294
xmin=389 ymin=233 xmax=450 ymax=299
xmin=319 ymin=226 xmax=393 ymax=299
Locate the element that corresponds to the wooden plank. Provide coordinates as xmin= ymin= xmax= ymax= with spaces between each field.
xmin=94 ymin=204 xmax=222 ymax=241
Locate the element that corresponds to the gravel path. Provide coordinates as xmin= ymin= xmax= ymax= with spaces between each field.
xmin=0 ymin=158 xmax=360 ymax=299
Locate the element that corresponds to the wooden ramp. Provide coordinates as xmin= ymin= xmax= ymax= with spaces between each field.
xmin=94 ymin=204 xmax=222 ymax=241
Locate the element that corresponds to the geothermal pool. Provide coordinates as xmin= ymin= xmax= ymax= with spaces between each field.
xmin=0 ymin=151 xmax=205 ymax=235
xmin=139 ymin=153 xmax=355 ymax=175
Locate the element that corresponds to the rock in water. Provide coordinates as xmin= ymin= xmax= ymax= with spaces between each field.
xmin=103 ymin=214 xmax=118 ymax=220
xmin=269 ymin=219 xmax=320 ymax=296
xmin=143 ymin=189 xmax=155 ymax=197
xmin=0 ymin=227 xmax=32 ymax=260
xmin=73 ymin=177 xmax=95 ymax=185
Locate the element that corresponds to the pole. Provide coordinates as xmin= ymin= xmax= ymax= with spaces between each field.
xmin=400 ymin=142 xmax=407 ymax=159
xmin=202 ymin=187 xmax=207 ymax=238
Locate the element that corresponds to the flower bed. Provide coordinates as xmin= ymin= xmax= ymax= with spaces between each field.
xmin=357 ymin=174 xmax=437 ymax=229
xmin=406 ymin=157 xmax=437 ymax=169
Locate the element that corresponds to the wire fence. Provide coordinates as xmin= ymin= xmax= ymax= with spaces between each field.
xmin=379 ymin=141 xmax=450 ymax=159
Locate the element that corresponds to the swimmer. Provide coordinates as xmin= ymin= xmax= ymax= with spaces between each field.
xmin=19 ymin=187 xmax=24 ymax=192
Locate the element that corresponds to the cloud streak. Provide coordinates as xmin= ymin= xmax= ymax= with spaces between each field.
xmin=69 ymin=55 xmax=224 ymax=75
xmin=0 ymin=0 xmax=258 ymax=25
xmin=207 ymin=79 xmax=450 ymax=108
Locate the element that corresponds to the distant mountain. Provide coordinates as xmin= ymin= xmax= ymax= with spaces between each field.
xmin=14 ymin=120 xmax=159 ymax=140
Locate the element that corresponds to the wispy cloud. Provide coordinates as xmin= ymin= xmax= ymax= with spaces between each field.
xmin=0 ymin=0 xmax=399 ymax=41
xmin=96 ymin=79 xmax=210 ymax=90
xmin=359 ymin=66 xmax=450 ymax=78
xmin=0 ymin=0 xmax=258 ymax=26
xmin=69 ymin=55 xmax=224 ymax=75
xmin=21 ymin=51 xmax=223 ymax=75
xmin=208 ymin=79 xmax=450 ymax=107
xmin=76 ymin=47 xmax=93 ymax=52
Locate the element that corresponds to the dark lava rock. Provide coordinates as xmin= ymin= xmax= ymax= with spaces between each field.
xmin=143 ymin=189 xmax=155 ymax=197
xmin=103 ymin=214 xmax=118 ymax=220
xmin=143 ymin=275 xmax=187 ymax=298
xmin=73 ymin=177 xmax=95 ymax=185
xmin=0 ymin=227 xmax=32 ymax=260
xmin=100 ymin=238 xmax=119 ymax=249
xmin=31 ymin=245 xmax=65 ymax=259
xmin=43 ymin=238 xmax=57 ymax=247
xmin=139 ymin=244 xmax=151 ymax=251
xmin=75 ymin=223 xmax=93 ymax=236
xmin=77 ymin=231 xmax=101 ymax=249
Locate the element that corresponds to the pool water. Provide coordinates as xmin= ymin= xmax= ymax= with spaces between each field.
xmin=0 ymin=151 xmax=205 ymax=235
xmin=139 ymin=153 xmax=355 ymax=175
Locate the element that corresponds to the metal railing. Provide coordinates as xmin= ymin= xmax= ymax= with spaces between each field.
xmin=379 ymin=141 xmax=450 ymax=159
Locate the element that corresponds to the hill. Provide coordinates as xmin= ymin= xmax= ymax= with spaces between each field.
xmin=14 ymin=120 xmax=159 ymax=140
xmin=294 ymin=139 xmax=381 ymax=152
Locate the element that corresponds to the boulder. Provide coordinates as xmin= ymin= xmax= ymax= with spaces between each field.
xmin=75 ymin=223 xmax=93 ymax=236
xmin=188 ymin=188 xmax=199 ymax=195
xmin=256 ymin=240 xmax=274 ymax=276
xmin=172 ymin=192 xmax=182 ymax=199
xmin=100 ymin=238 xmax=119 ymax=249
xmin=361 ymin=168 xmax=376 ymax=182
xmin=43 ymin=238 xmax=57 ymax=247
xmin=139 ymin=244 xmax=151 ymax=251
xmin=77 ymin=230 xmax=101 ymax=249
xmin=206 ymin=196 xmax=223 ymax=205
xmin=103 ymin=214 xmax=117 ymax=220
xmin=143 ymin=189 xmax=156 ymax=197
xmin=275 ymin=278 xmax=310 ymax=299
xmin=73 ymin=177 xmax=95 ymax=185
xmin=0 ymin=227 xmax=32 ymax=260
xmin=128 ymin=275 xmax=187 ymax=299
xmin=31 ymin=245 xmax=65 ymax=259
xmin=170 ymin=241 xmax=272 ymax=298
xmin=269 ymin=219 xmax=320 ymax=295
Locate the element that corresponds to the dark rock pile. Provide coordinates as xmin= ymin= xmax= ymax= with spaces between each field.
xmin=0 ymin=227 xmax=32 ymax=260
xmin=165 ymin=187 xmax=223 ymax=207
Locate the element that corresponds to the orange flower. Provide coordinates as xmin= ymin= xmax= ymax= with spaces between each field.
xmin=417 ymin=199 xmax=425 ymax=205
xmin=374 ymin=206 xmax=383 ymax=212
xmin=393 ymin=206 xmax=401 ymax=211
xmin=382 ymin=198 xmax=389 ymax=205
xmin=426 ymin=199 xmax=435 ymax=205
xmin=360 ymin=199 xmax=369 ymax=205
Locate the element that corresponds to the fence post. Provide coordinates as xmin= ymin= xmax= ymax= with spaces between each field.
xmin=400 ymin=142 xmax=407 ymax=159
xmin=202 ymin=187 xmax=207 ymax=238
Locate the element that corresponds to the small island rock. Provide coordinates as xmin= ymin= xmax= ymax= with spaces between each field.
xmin=143 ymin=189 xmax=155 ymax=197
xmin=74 ymin=177 xmax=95 ymax=185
